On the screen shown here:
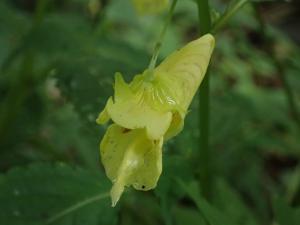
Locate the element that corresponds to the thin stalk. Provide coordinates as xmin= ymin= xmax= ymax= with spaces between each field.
xmin=147 ymin=0 xmax=178 ymax=74
xmin=34 ymin=0 xmax=50 ymax=24
xmin=211 ymin=0 xmax=248 ymax=34
xmin=196 ymin=0 xmax=212 ymax=198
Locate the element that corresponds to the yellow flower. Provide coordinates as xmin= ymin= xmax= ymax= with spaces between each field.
xmin=131 ymin=0 xmax=169 ymax=15
xmin=97 ymin=34 xmax=215 ymax=206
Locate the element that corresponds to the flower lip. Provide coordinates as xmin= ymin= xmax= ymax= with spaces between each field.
xmin=100 ymin=124 xmax=163 ymax=206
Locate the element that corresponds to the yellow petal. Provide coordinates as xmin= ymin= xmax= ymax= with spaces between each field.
xmin=96 ymin=72 xmax=133 ymax=125
xmin=155 ymin=34 xmax=215 ymax=138
xmin=164 ymin=111 xmax=184 ymax=140
xmin=114 ymin=72 xmax=132 ymax=99
xmin=96 ymin=104 xmax=110 ymax=125
xmin=100 ymin=124 xmax=163 ymax=206
xmin=98 ymin=34 xmax=215 ymax=140
xmin=155 ymin=34 xmax=215 ymax=110
xmin=106 ymin=72 xmax=173 ymax=140
xmin=131 ymin=0 xmax=169 ymax=15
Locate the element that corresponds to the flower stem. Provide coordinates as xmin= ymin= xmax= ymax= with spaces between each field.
xmin=147 ymin=0 xmax=178 ymax=73
xmin=211 ymin=0 xmax=248 ymax=34
xmin=196 ymin=0 xmax=212 ymax=198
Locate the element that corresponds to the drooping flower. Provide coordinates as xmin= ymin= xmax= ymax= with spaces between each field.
xmin=131 ymin=0 xmax=169 ymax=15
xmin=97 ymin=34 xmax=215 ymax=206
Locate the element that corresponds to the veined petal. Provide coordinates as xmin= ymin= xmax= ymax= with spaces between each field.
xmin=107 ymin=98 xmax=172 ymax=140
xmin=155 ymin=34 xmax=215 ymax=138
xmin=100 ymin=124 xmax=163 ymax=206
xmin=155 ymin=34 xmax=215 ymax=110
xmin=104 ymin=72 xmax=174 ymax=140
xmin=97 ymin=34 xmax=215 ymax=140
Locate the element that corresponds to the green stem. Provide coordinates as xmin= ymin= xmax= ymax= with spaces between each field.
xmin=147 ymin=0 xmax=178 ymax=73
xmin=211 ymin=0 xmax=248 ymax=34
xmin=197 ymin=0 xmax=211 ymax=34
xmin=34 ymin=0 xmax=50 ymax=24
xmin=196 ymin=0 xmax=212 ymax=198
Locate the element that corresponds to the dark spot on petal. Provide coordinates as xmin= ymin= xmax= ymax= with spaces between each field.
xmin=122 ymin=128 xmax=131 ymax=133
xmin=153 ymin=140 xmax=158 ymax=144
xmin=142 ymin=185 xmax=146 ymax=189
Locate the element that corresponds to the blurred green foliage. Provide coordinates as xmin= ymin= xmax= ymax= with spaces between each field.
xmin=0 ymin=0 xmax=299 ymax=224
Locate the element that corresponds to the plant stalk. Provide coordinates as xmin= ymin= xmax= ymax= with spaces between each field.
xmin=147 ymin=0 xmax=178 ymax=73
xmin=211 ymin=0 xmax=248 ymax=34
xmin=196 ymin=0 xmax=212 ymax=198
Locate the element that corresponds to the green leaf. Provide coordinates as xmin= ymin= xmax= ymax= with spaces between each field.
xmin=177 ymin=179 xmax=238 ymax=225
xmin=273 ymin=197 xmax=300 ymax=225
xmin=212 ymin=179 xmax=258 ymax=225
xmin=0 ymin=163 xmax=116 ymax=225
